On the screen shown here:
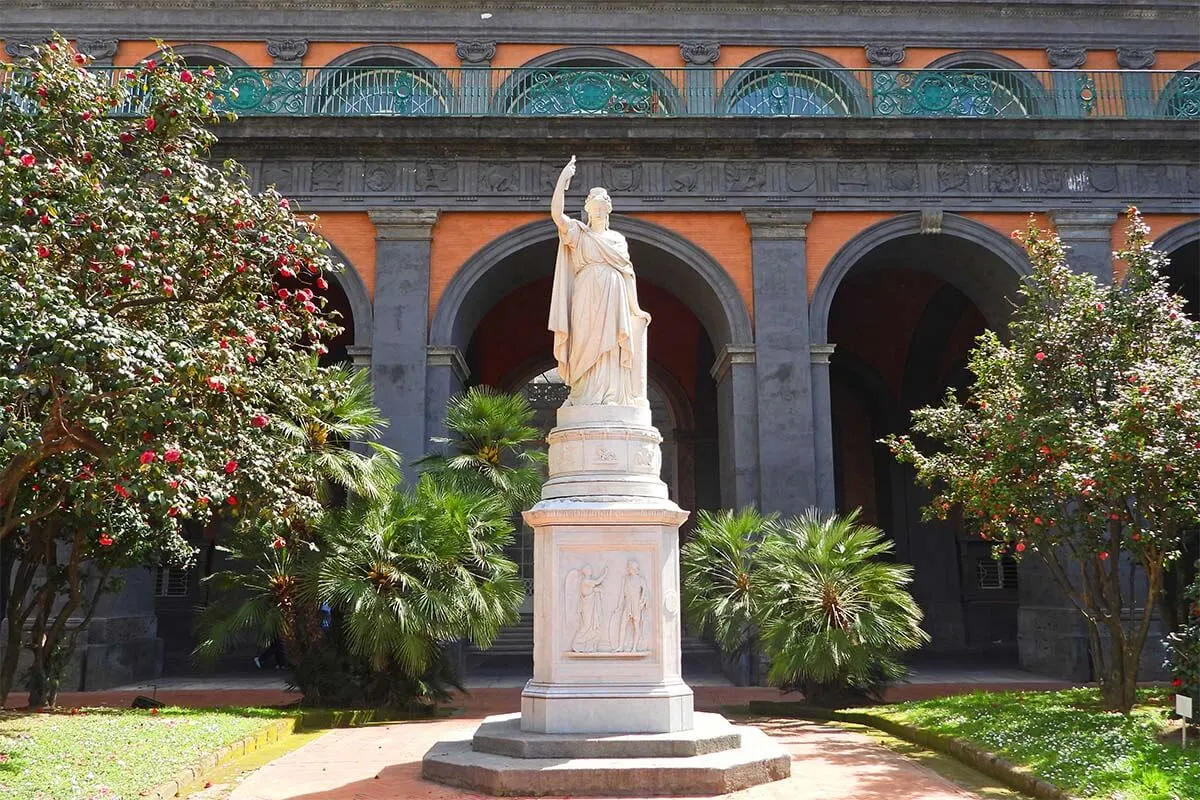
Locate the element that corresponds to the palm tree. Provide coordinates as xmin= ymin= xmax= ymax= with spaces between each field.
xmin=754 ymin=509 xmax=929 ymax=706
xmin=418 ymin=387 xmax=545 ymax=513
xmin=680 ymin=506 xmax=929 ymax=707
xmin=315 ymin=477 xmax=523 ymax=697
xmin=680 ymin=507 xmax=775 ymax=659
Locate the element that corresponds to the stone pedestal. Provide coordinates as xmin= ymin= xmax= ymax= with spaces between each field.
xmin=423 ymin=402 xmax=789 ymax=795
xmin=522 ymin=404 xmax=692 ymax=734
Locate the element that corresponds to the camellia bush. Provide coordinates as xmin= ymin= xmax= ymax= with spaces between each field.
xmin=888 ymin=211 xmax=1200 ymax=713
xmin=1165 ymin=562 xmax=1200 ymax=713
xmin=0 ymin=37 xmax=358 ymax=705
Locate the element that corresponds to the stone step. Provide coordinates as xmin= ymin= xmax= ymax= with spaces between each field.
xmin=472 ymin=712 xmax=742 ymax=759
xmin=422 ymin=716 xmax=790 ymax=797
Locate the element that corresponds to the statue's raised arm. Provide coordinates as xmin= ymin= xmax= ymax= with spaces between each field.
xmin=550 ymin=156 xmax=576 ymax=234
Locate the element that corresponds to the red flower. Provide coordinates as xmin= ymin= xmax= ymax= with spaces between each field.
xmin=315 ymin=277 xmax=329 ymax=290
xmin=1095 ymin=302 xmax=1105 ymax=312
xmin=276 ymin=288 xmax=290 ymax=300
xmin=81 ymin=111 xmax=92 ymax=122
xmin=257 ymin=300 xmax=268 ymax=310
xmin=139 ymin=450 xmax=157 ymax=465
xmin=278 ymin=267 xmax=295 ymax=279
xmin=19 ymin=153 xmax=35 ymax=167
xmin=207 ymin=376 xmax=226 ymax=392
xmin=150 ymin=707 xmax=158 ymax=715
xmin=164 ymin=449 xmax=181 ymax=463
xmin=36 ymin=245 xmax=50 ymax=258
xmin=39 ymin=214 xmax=51 ymax=226
xmin=226 ymin=494 xmax=238 ymax=506
xmin=144 ymin=59 xmax=157 ymax=71
xmin=82 ymin=151 xmax=92 ymax=163
xmin=251 ymin=414 xmax=268 ymax=428
xmin=180 ymin=69 xmax=193 ymax=83
xmin=98 ymin=534 xmax=114 ymax=547
xmin=74 ymin=53 xmax=87 ymax=66
xmin=1174 ymin=678 xmax=1184 ymax=688
xmin=168 ymin=479 xmax=179 ymax=488
xmin=1033 ymin=516 xmax=1044 ymax=526
xmin=1016 ymin=542 xmax=1026 ymax=553
xmin=271 ymin=536 xmax=286 ymax=550
xmin=167 ymin=507 xmax=179 ymax=517
xmin=224 ymin=460 xmax=238 ymax=474
xmin=1098 ymin=551 xmax=1110 ymax=561
xmin=119 ymin=132 xmax=133 ymax=144
xmin=1034 ymin=351 xmax=1047 ymax=361
xmin=113 ymin=484 xmax=129 ymax=498
xmin=197 ymin=496 xmax=210 ymax=506
xmin=159 ymin=194 xmax=169 ymax=204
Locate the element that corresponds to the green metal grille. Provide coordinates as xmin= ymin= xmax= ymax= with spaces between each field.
xmin=3 ymin=66 xmax=1197 ymax=120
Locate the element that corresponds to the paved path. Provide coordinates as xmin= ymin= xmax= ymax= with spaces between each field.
xmin=228 ymin=715 xmax=986 ymax=800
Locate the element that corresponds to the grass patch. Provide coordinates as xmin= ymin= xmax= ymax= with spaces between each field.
xmin=868 ymin=688 xmax=1199 ymax=800
xmin=0 ymin=706 xmax=289 ymax=800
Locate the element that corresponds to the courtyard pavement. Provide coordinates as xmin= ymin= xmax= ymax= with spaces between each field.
xmin=226 ymin=714 xmax=991 ymax=800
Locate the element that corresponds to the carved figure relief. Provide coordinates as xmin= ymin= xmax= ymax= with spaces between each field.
xmin=1038 ymin=166 xmax=1065 ymax=193
xmin=664 ymin=162 xmax=703 ymax=193
xmin=886 ymin=163 xmax=918 ymax=192
xmin=563 ymin=556 xmax=652 ymax=656
xmin=837 ymin=163 xmax=868 ymax=189
xmin=633 ymin=443 xmax=658 ymax=470
xmin=725 ymin=163 xmax=766 ymax=192
xmin=987 ymin=164 xmax=1019 ymax=193
xmin=605 ymin=162 xmax=643 ymax=193
xmin=311 ymin=162 xmax=345 ymax=192
xmin=937 ymin=163 xmax=970 ymax=193
xmin=261 ymin=163 xmax=294 ymax=193
xmin=593 ymin=446 xmax=618 ymax=464
xmin=480 ymin=163 xmax=519 ymax=193
xmin=417 ymin=162 xmax=457 ymax=191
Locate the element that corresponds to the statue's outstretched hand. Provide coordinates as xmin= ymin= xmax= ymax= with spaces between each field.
xmin=558 ymin=156 xmax=576 ymax=187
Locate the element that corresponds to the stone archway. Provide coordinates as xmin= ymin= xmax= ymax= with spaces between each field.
xmin=816 ymin=215 xmax=1032 ymax=662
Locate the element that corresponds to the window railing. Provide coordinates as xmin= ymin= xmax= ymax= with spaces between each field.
xmin=4 ymin=66 xmax=1197 ymax=120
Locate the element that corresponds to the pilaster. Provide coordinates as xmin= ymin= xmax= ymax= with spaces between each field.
xmin=369 ymin=209 xmax=439 ymax=480
xmin=710 ymin=344 xmax=758 ymax=511
xmin=744 ymin=209 xmax=816 ymax=516
xmin=425 ymin=345 xmax=470 ymax=451
xmin=1051 ymin=209 xmax=1119 ymax=283
xmin=809 ymin=343 xmax=837 ymax=513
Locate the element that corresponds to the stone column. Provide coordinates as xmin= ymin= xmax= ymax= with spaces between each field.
xmin=1045 ymin=47 xmax=1089 ymax=117
xmin=679 ymin=42 xmax=720 ymax=115
xmin=1051 ymin=209 xmax=1119 ymax=284
xmin=810 ymin=344 xmax=837 ymax=513
xmin=744 ymin=209 xmax=816 ymax=516
xmin=711 ymin=345 xmax=759 ymax=510
xmin=425 ymin=345 xmax=470 ymax=451
xmin=369 ymin=209 xmax=439 ymax=481
xmin=456 ymin=40 xmax=496 ymax=115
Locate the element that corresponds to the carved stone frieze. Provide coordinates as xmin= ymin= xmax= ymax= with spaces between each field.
xmin=4 ymin=38 xmax=43 ymax=59
xmin=455 ymin=39 xmax=497 ymax=64
xmin=247 ymin=158 xmax=1197 ymax=209
xmin=1046 ymin=46 xmax=1086 ymax=69
xmin=1116 ymin=47 xmax=1156 ymax=70
xmin=865 ymin=44 xmax=905 ymax=67
xmin=266 ymin=38 xmax=308 ymax=63
xmin=679 ymin=42 xmax=720 ymax=65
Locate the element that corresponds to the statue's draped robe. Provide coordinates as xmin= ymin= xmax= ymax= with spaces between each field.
xmin=549 ymin=218 xmax=650 ymax=406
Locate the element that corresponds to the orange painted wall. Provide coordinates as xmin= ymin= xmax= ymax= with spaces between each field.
xmin=300 ymin=42 xmax=459 ymax=69
xmin=315 ymin=212 xmax=377 ymax=299
xmin=1111 ymin=212 xmax=1199 ymax=281
xmin=428 ymin=211 xmax=753 ymax=324
xmin=805 ymin=212 xmax=894 ymax=298
xmin=113 ymin=40 xmax=271 ymax=67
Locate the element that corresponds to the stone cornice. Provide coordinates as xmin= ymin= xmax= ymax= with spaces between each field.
xmin=809 ymin=344 xmax=836 ymax=365
xmin=426 ymin=345 xmax=470 ymax=381
xmin=368 ymin=209 xmax=439 ymax=239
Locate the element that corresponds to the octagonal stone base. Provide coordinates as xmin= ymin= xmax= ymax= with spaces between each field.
xmin=421 ymin=713 xmax=791 ymax=797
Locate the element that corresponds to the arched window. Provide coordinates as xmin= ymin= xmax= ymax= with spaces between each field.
xmin=1157 ymin=65 xmax=1200 ymax=119
xmin=876 ymin=53 xmax=1045 ymax=118
xmin=720 ymin=51 xmax=863 ymax=117
xmin=315 ymin=47 xmax=449 ymax=116
xmin=499 ymin=49 xmax=678 ymax=116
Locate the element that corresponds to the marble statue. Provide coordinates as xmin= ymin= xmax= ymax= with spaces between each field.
xmin=549 ymin=156 xmax=651 ymax=408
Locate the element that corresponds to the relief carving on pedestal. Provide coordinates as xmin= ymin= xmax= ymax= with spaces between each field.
xmin=563 ymin=557 xmax=651 ymax=656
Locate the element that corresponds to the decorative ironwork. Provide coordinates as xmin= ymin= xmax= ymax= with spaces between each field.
xmin=872 ymin=70 xmax=1034 ymax=118
xmin=4 ymin=65 xmax=1194 ymax=120
xmin=509 ymin=68 xmax=661 ymax=116
xmin=726 ymin=69 xmax=850 ymax=116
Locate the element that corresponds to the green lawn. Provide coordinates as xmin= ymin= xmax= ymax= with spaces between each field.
xmin=869 ymin=688 xmax=1199 ymax=800
xmin=0 ymin=707 xmax=290 ymax=800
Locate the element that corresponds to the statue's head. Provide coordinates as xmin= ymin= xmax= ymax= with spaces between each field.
xmin=626 ymin=559 xmax=639 ymax=575
xmin=581 ymin=565 xmax=592 ymax=577
xmin=584 ymin=187 xmax=612 ymax=221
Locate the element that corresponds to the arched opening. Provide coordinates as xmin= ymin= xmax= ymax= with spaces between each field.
xmin=498 ymin=48 xmax=679 ymax=116
xmin=316 ymin=46 xmax=449 ymax=115
xmin=721 ymin=50 xmax=865 ymax=117
xmin=1155 ymin=63 xmax=1199 ymax=119
xmin=822 ymin=222 xmax=1029 ymax=662
xmin=434 ymin=218 xmax=749 ymax=673
xmin=880 ymin=52 xmax=1046 ymax=118
xmin=1159 ymin=225 xmax=1199 ymax=320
